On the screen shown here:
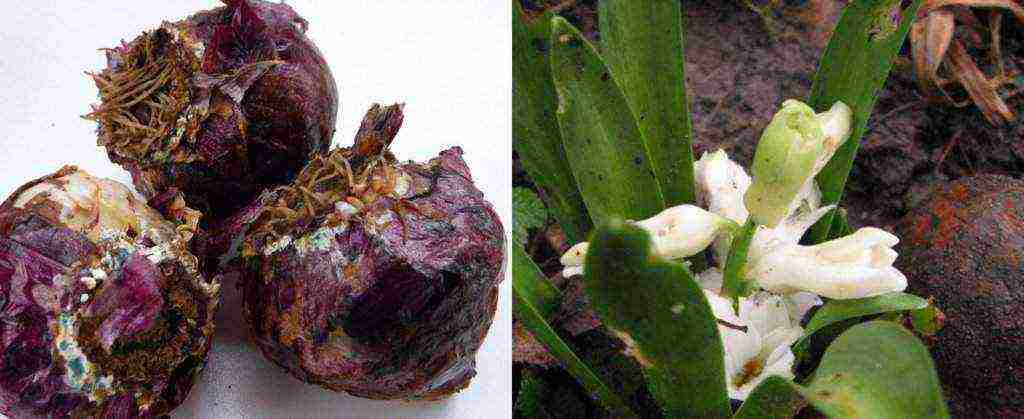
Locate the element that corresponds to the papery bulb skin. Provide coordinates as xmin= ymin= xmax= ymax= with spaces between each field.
xmin=898 ymin=175 xmax=1024 ymax=418
xmin=0 ymin=167 xmax=219 ymax=418
xmin=237 ymin=105 xmax=505 ymax=400
xmin=87 ymin=0 xmax=338 ymax=222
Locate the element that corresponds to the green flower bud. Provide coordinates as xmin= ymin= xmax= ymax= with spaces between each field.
xmin=745 ymin=100 xmax=851 ymax=227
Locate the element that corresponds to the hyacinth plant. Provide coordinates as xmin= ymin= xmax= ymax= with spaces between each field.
xmin=513 ymin=0 xmax=949 ymax=418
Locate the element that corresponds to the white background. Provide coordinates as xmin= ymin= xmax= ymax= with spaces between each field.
xmin=0 ymin=1 xmax=511 ymax=418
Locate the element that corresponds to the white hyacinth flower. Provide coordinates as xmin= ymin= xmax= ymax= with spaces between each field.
xmin=695 ymin=150 xmax=753 ymax=263
xmin=697 ymin=268 xmax=821 ymax=325
xmin=747 ymin=227 xmax=908 ymax=299
xmin=694 ymin=147 xmax=825 ymax=234
xmin=559 ymin=205 xmax=736 ymax=277
xmin=703 ymin=287 xmax=804 ymax=400
xmin=559 ymin=100 xmax=906 ymax=299
xmin=813 ymin=101 xmax=854 ymax=172
xmin=695 ymin=150 xmax=751 ymax=225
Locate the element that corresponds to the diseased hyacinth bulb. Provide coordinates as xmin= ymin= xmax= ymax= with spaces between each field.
xmin=0 ymin=167 xmax=218 ymax=418
xmin=86 ymin=0 xmax=338 ymax=222
xmin=231 ymin=104 xmax=505 ymax=400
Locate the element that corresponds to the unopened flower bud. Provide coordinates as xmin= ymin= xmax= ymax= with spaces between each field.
xmin=560 ymin=205 xmax=735 ymax=276
xmin=745 ymin=100 xmax=851 ymax=227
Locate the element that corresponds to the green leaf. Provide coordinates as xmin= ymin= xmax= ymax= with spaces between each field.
xmin=513 ymin=4 xmax=592 ymax=242
xmin=807 ymin=0 xmax=923 ymax=243
xmin=598 ymin=0 xmax=696 ymax=207
xmin=721 ymin=219 xmax=757 ymax=312
xmin=584 ymin=221 xmax=730 ymax=418
xmin=733 ymin=376 xmax=804 ymax=419
xmin=826 ymin=207 xmax=854 ymax=240
xmin=550 ymin=17 xmax=667 ymax=224
xmin=512 ymin=244 xmax=562 ymax=319
xmin=512 ymin=246 xmax=639 ymax=418
xmin=800 ymin=292 xmax=928 ymax=343
xmin=513 ymin=187 xmax=549 ymax=245
xmin=799 ymin=321 xmax=950 ymax=418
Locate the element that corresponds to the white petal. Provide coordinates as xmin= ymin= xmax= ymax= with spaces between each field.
xmin=731 ymin=349 xmax=796 ymax=401
xmin=775 ymin=202 xmax=833 ymax=246
xmin=726 ymin=332 xmax=798 ymax=401
xmin=561 ymin=265 xmax=584 ymax=278
xmin=741 ymin=293 xmax=793 ymax=337
xmin=703 ymin=289 xmax=740 ymax=325
xmin=748 ymin=224 xmax=909 ymax=299
xmin=558 ymin=206 xmax=730 ymax=272
xmin=785 ymin=292 xmax=823 ymax=323
xmin=695 ymin=150 xmax=751 ymax=225
xmin=636 ymin=205 xmax=732 ymax=260
xmin=696 ymin=268 xmax=723 ymax=293
xmin=720 ymin=327 xmax=762 ymax=374
xmin=708 ymin=296 xmax=766 ymax=385
xmin=694 ymin=150 xmax=753 ymax=264
xmin=750 ymin=243 xmax=909 ymax=299
xmin=730 ymin=380 xmax=755 ymax=401
xmin=761 ymin=349 xmax=796 ymax=381
xmin=814 ymin=101 xmax=853 ymax=173
xmin=811 ymin=227 xmax=899 ymax=265
xmin=872 ymin=246 xmax=899 ymax=268
xmin=560 ymin=242 xmax=589 ymax=267
xmin=722 ymin=335 xmax=744 ymax=379
xmin=761 ymin=327 xmax=803 ymax=364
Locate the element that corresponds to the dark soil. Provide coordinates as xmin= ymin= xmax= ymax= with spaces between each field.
xmin=515 ymin=0 xmax=1024 ymax=416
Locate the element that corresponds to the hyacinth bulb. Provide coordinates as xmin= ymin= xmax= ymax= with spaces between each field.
xmin=86 ymin=0 xmax=338 ymax=221
xmin=0 ymin=167 xmax=219 ymax=418
xmin=230 ymin=104 xmax=505 ymax=400
xmin=899 ymin=175 xmax=1024 ymax=417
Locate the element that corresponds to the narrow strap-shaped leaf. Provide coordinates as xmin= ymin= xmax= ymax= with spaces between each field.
xmin=598 ymin=0 xmax=697 ymax=207
xmin=792 ymin=292 xmax=928 ymax=360
xmin=585 ymin=221 xmax=730 ymax=418
xmin=513 ymin=3 xmax=592 ymax=242
xmin=512 ymin=246 xmax=639 ymax=418
xmin=802 ymin=292 xmax=929 ymax=340
xmin=807 ymin=0 xmax=923 ymax=243
xmin=721 ymin=219 xmax=757 ymax=313
xmin=512 ymin=243 xmax=562 ymax=318
xmin=826 ymin=207 xmax=855 ymax=240
xmin=732 ymin=376 xmax=804 ymax=419
xmin=798 ymin=321 xmax=950 ymax=418
xmin=550 ymin=17 xmax=667 ymax=224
